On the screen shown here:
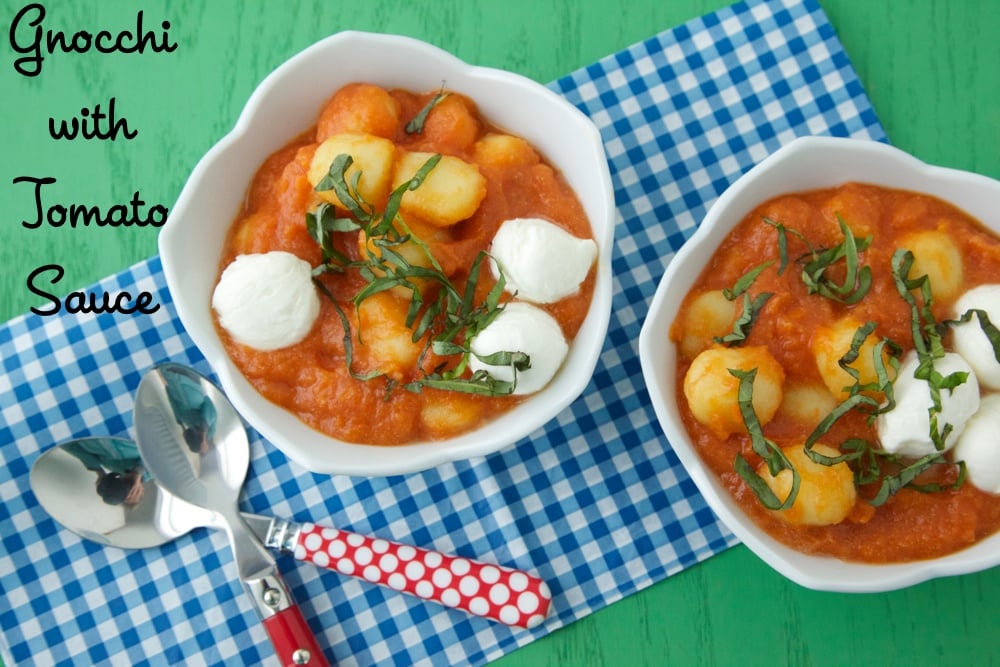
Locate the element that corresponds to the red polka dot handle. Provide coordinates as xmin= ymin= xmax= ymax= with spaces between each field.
xmin=292 ymin=522 xmax=552 ymax=629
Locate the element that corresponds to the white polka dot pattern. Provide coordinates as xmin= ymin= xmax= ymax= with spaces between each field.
xmin=294 ymin=522 xmax=552 ymax=628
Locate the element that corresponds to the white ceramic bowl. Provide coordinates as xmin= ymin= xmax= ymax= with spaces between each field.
xmin=160 ymin=31 xmax=614 ymax=476
xmin=639 ymin=136 xmax=1000 ymax=592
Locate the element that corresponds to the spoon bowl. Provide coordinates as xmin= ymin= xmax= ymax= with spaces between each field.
xmin=133 ymin=363 xmax=249 ymax=512
xmin=29 ymin=437 xmax=170 ymax=549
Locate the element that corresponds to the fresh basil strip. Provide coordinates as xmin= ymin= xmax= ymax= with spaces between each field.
xmin=763 ymin=216 xmax=813 ymax=276
xmin=869 ymin=453 xmax=946 ymax=507
xmin=723 ymin=260 xmax=775 ymax=300
xmin=714 ymin=291 xmax=773 ymax=346
xmin=405 ymin=89 xmax=450 ymax=134
xmin=730 ymin=368 xmax=800 ymax=510
xmin=714 ymin=261 xmax=774 ymax=346
xmin=800 ymin=216 xmax=873 ymax=304
xmin=835 ymin=321 xmax=900 ymax=415
xmin=763 ymin=214 xmax=871 ymax=303
xmin=315 ymin=154 xmax=373 ymax=222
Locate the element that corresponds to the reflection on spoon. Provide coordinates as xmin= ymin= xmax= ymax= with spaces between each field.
xmin=30 ymin=437 xmax=165 ymax=549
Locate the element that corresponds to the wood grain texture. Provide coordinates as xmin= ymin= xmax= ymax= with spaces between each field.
xmin=1 ymin=1 xmax=999 ymax=666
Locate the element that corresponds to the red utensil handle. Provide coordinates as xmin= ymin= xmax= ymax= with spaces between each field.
xmin=293 ymin=522 xmax=551 ymax=629
xmin=262 ymin=603 xmax=331 ymax=667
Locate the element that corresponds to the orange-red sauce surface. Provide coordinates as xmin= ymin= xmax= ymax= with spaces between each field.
xmin=217 ymin=83 xmax=594 ymax=445
xmin=671 ymin=182 xmax=1000 ymax=562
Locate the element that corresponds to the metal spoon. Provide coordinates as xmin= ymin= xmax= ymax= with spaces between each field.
xmin=133 ymin=362 xmax=329 ymax=667
xmin=29 ymin=435 xmax=552 ymax=628
xmin=133 ymin=362 xmax=553 ymax=641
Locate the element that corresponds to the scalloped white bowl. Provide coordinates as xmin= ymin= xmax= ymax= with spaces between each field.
xmin=639 ymin=136 xmax=1000 ymax=592
xmin=160 ymin=31 xmax=614 ymax=476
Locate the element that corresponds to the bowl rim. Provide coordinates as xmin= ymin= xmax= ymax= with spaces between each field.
xmin=639 ymin=135 xmax=1000 ymax=591
xmin=160 ymin=30 xmax=615 ymax=476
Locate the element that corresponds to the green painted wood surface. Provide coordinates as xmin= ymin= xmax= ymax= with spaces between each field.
xmin=1 ymin=1 xmax=998 ymax=665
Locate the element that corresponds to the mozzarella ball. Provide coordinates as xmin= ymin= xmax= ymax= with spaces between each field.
xmin=953 ymin=393 xmax=1000 ymax=494
xmin=759 ymin=444 xmax=857 ymax=526
xmin=876 ymin=351 xmax=980 ymax=457
xmin=489 ymin=217 xmax=598 ymax=304
xmin=469 ymin=302 xmax=568 ymax=395
xmin=212 ymin=252 xmax=320 ymax=351
xmin=683 ymin=345 xmax=785 ymax=438
xmin=951 ymin=284 xmax=1000 ymax=390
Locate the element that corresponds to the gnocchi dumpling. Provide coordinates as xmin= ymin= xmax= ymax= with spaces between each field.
xmin=308 ymin=133 xmax=396 ymax=209
xmin=417 ymin=93 xmax=481 ymax=153
xmin=820 ymin=185 xmax=881 ymax=239
xmin=393 ymin=151 xmax=486 ymax=227
xmin=683 ymin=345 xmax=785 ymax=438
xmin=229 ymin=212 xmax=277 ymax=256
xmin=355 ymin=291 xmax=423 ymax=380
xmin=473 ymin=133 xmax=541 ymax=170
xmin=758 ymin=443 xmax=857 ymax=526
xmin=811 ymin=316 xmax=895 ymax=399
xmin=677 ymin=290 xmax=738 ymax=359
xmin=420 ymin=393 xmax=484 ymax=439
xmin=778 ymin=382 xmax=838 ymax=428
xmin=316 ymin=83 xmax=400 ymax=141
xmin=898 ymin=229 xmax=964 ymax=301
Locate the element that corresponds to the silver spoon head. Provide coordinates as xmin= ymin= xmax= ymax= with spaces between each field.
xmin=133 ymin=363 xmax=250 ymax=513
xmin=30 ymin=437 xmax=171 ymax=549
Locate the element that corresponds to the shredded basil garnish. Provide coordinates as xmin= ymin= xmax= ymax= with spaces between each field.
xmin=714 ymin=261 xmax=774 ymax=346
xmin=837 ymin=321 xmax=901 ymax=414
xmin=801 ymin=215 xmax=873 ymax=304
xmin=405 ymin=87 xmax=450 ymax=134
xmin=307 ymin=153 xmax=528 ymax=396
xmin=800 ymin=321 xmax=902 ymax=492
xmin=763 ymin=216 xmax=812 ymax=276
xmin=891 ymin=248 xmax=968 ymax=451
xmin=730 ymin=368 xmax=801 ymax=510
xmin=722 ymin=260 xmax=774 ymax=300
xmin=868 ymin=454 xmax=965 ymax=506
xmin=763 ymin=214 xmax=872 ymax=303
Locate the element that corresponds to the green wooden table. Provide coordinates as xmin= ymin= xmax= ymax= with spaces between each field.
xmin=1 ymin=1 xmax=998 ymax=665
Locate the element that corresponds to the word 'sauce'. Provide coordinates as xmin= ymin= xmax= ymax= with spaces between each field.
xmin=8 ymin=3 xmax=178 ymax=316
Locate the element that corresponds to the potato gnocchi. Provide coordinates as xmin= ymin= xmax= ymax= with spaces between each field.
xmin=670 ymin=182 xmax=1000 ymax=563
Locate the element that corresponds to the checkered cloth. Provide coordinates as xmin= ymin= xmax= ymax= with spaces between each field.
xmin=0 ymin=0 xmax=885 ymax=664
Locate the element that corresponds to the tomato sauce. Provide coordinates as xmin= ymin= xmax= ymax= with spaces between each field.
xmin=216 ymin=84 xmax=595 ymax=445
xmin=671 ymin=182 xmax=1000 ymax=562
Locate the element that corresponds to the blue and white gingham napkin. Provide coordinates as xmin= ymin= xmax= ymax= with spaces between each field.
xmin=0 ymin=0 xmax=886 ymax=665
